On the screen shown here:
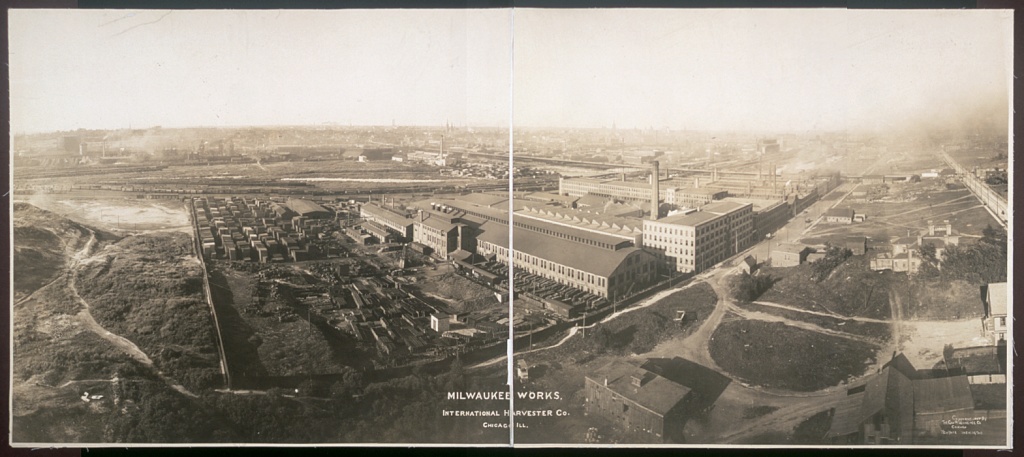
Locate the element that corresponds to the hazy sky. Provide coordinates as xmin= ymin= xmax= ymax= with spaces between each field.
xmin=10 ymin=9 xmax=1012 ymax=134
xmin=514 ymin=9 xmax=1013 ymax=133
xmin=10 ymin=9 xmax=512 ymax=133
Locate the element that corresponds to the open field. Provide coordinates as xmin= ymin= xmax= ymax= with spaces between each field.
xmin=708 ymin=320 xmax=877 ymax=391
xmin=15 ymin=159 xmax=498 ymax=195
xmin=16 ymin=194 xmax=191 ymax=233
xmin=897 ymin=319 xmax=991 ymax=369
xmin=759 ymin=256 xmax=893 ymax=321
xmin=891 ymin=275 xmax=985 ymax=321
xmin=799 ymin=186 xmax=998 ymax=245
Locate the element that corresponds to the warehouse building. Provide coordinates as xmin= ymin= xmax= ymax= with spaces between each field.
xmin=476 ymin=220 xmax=657 ymax=300
xmin=285 ymin=198 xmax=332 ymax=219
xmin=584 ymin=360 xmax=692 ymax=443
xmin=360 ymin=202 xmax=414 ymax=241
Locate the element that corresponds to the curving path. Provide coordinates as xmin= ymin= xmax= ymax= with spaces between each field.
xmin=65 ymin=228 xmax=198 ymax=398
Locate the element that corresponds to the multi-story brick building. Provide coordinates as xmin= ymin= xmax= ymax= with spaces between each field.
xmin=642 ymin=201 xmax=754 ymax=274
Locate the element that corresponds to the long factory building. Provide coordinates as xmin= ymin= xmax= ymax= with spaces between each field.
xmin=354 ymin=160 xmax=809 ymax=300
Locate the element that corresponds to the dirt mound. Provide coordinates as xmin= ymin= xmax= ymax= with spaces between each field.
xmin=12 ymin=203 xmax=101 ymax=300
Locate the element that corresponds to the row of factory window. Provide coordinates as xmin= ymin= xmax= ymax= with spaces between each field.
xmin=651 ymin=225 xmax=694 ymax=237
xmin=646 ymin=236 xmax=695 ymax=247
xmin=512 ymin=250 xmax=608 ymax=287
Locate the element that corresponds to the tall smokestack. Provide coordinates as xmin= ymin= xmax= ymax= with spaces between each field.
xmin=650 ymin=161 xmax=660 ymax=221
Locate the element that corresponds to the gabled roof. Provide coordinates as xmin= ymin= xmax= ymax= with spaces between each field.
xmin=476 ymin=221 xmax=650 ymax=278
xmin=587 ymin=360 xmax=690 ymax=417
xmin=285 ymin=198 xmax=330 ymax=216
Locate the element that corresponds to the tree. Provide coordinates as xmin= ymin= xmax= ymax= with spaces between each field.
xmin=919 ymin=242 xmax=937 ymax=262
xmin=810 ymin=246 xmax=852 ymax=282
xmin=330 ymin=366 xmax=365 ymax=399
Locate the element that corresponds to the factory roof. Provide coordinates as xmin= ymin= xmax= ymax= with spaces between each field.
xmin=417 ymin=214 xmax=459 ymax=232
xmin=721 ymin=196 xmax=785 ymax=212
xmin=285 ymin=199 xmax=330 ymax=216
xmin=516 ymin=205 xmax=642 ymax=237
xmin=361 ymin=202 xmax=412 ymax=225
xmin=576 ymin=194 xmax=611 ymax=208
xmin=476 ymin=221 xmax=647 ymax=277
xmin=513 ymin=214 xmax=634 ymax=250
xmin=456 ymin=192 xmax=509 ymax=208
xmin=653 ymin=210 xmax=722 ymax=227
xmin=674 ymin=186 xmax=727 ymax=195
xmin=701 ymin=201 xmax=751 ymax=215
xmin=521 ymin=192 xmax=579 ymax=206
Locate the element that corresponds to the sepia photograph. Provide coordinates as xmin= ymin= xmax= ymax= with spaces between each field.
xmin=507 ymin=8 xmax=1012 ymax=447
xmin=10 ymin=8 xmax=515 ymax=445
xmin=8 ymin=6 xmax=1013 ymax=449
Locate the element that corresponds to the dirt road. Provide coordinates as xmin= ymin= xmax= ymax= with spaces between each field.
xmin=65 ymin=228 xmax=198 ymax=398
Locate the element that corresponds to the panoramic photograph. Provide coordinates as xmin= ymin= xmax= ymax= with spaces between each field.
xmin=507 ymin=8 xmax=1012 ymax=446
xmin=9 ymin=7 xmax=1013 ymax=448
xmin=10 ymin=8 xmax=515 ymax=445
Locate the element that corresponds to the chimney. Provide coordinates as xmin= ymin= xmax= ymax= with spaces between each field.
xmin=944 ymin=220 xmax=951 ymax=236
xmin=621 ymin=172 xmax=626 ymax=182
xmin=650 ymin=161 xmax=660 ymax=221
xmin=928 ymin=220 xmax=935 ymax=236
xmin=604 ymin=378 xmax=608 ymax=386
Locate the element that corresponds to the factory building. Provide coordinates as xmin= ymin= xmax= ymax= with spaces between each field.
xmin=723 ymin=196 xmax=791 ymax=241
xmin=665 ymin=187 xmax=728 ymax=208
xmin=360 ymin=202 xmax=414 ymax=242
xmin=642 ymin=201 xmax=754 ymax=274
xmin=285 ymin=199 xmax=332 ymax=219
xmin=476 ymin=220 xmax=657 ymax=300
xmin=413 ymin=209 xmax=461 ymax=260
